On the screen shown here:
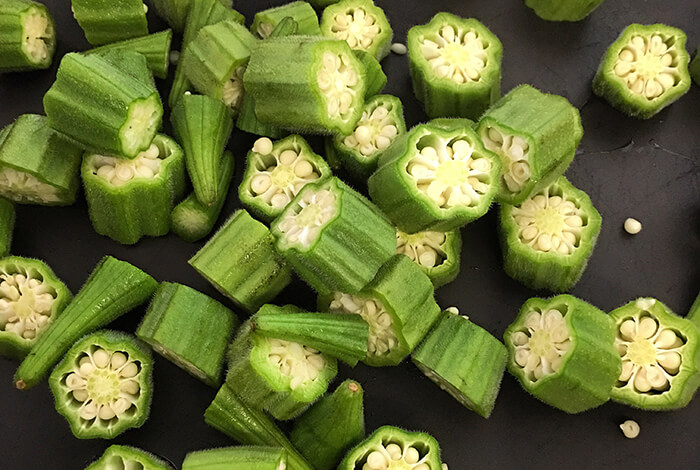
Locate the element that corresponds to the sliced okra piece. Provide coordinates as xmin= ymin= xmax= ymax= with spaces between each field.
xmin=189 ymin=210 xmax=293 ymax=313
xmin=339 ymin=425 xmax=442 ymax=470
xmin=320 ymin=0 xmax=393 ymax=60
xmin=690 ymin=47 xmax=700 ymax=85
xmin=319 ymin=255 xmax=442 ymax=366
xmin=396 ymin=227 xmax=461 ymax=289
xmin=15 ymin=256 xmax=157 ymax=390
xmin=183 ymin=447 xmax=286 ymax=470
xmin=0 ymin=199 xmax=13 ymax=257
xmin=688 ymin=290 xmax=700 ymax=328
xmin=271 ymin=177 xmax=395 ymax=294
xmin=504 ymin=294 xmax=621 ymax=413
xmin=609 ymin=297 xmax=700 ymax=410
xmin=525 ymin=0 xmax=606 ymax=22
xmin=477 ymin=84 xmax=583 ymax=205
xmin=98 ymin=49 xmax=156 ymax=90
xmin=251 ymin=304 xmax=369 ymax=366
xmin=269 ymin=16 xmax=301 ymax=38
xmin=244 ymin=36 xmax=367 ymax=135
xmin=332 ymin=94 xmax=405 ymax=179
xmin=368 ymin=121 xmax=501 ymax=233
xmin=240 ymin=135 xmax=332 ymax=221
xmin=236 ymin=93 xmax=288 ymax=139
xmin=593 ymin=24 xmax=691 ymax=119
xmin=354 ymin=49 xmax=387 ymax=97
xmin=85 ymin=445 xmax=174 ymax=470
xmin=407 ymin=13 xmax=503 ymax=120
xmin=150 ymin=0 xmax=237 ymax=33
xmin=252 ymin=1 xmax=321 ymax=39
xmin=137 ymin=282 xmax=239 ymax=387
xmin=49 ymin=330 xmax=153 ymax=439
xmin=412 ymin=310 xmax=507 ymax=418
xmin=84 ymin=30 xmax=173 ymax=79
xmin=290 ymin=379 xmax=365 ymax=470
xmin=0 ymin=256 xmax=71 ymax=360
xmin=429 ymin=117 xmax=476 ymax=132
xmin=71 ymin=0 xmax=148 ymax=46
xmin=82 ymin=135 xmax=186 ymax=245
xmin=499 ymin=176 xmax=602 ymax=292
xmin=171 ymin=150 xmax=234 ymax=243
xmin=0 ymin=0 xmax=55 ymax=72
xmin=310 ymin=0 xmax=341 ymax=8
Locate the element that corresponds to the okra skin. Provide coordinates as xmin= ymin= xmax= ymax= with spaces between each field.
xmin=354 ymin=50 xmax=387 ymax=98
xmin=0 ymin=0 xmax=55 ymax=72
xmin=0 ymin=199 xmax=13 ymax=257
xmin=525 ymin=0 xmax=606 ymax=22
xmin=14 ymin=256 xmax=158 ymax=390
xmin=150 ymin=0 xmax=236 ymax=33
xmin=86 ymin=445 xmax=173 ymax=470
xmin=71 ymin=0 xmax=148 ymax=46
xmin=688 ymin=290 xmax=700 ymax=328
xmin=320 ymin=0 xmax=393 ymax=60
xmin=236 ymin=93 xmax=288 ymax=139
xmin=339 ymin=426 xmax=442 ymax=469
xmin=252 ymin=1 xmax=321 ymax=39
xmin=396 ymin=228 xmax=462 ymax=288
xmin=84 ymin=30 xmax=173 ymax=79
xmin=182 ymin=447 xmax=286 ymax=470
xmin=690 ymin=47 xmax=700 ymax=86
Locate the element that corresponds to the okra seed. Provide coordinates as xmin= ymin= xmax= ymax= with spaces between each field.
xmin=367 ymin=451 xmax=387 ymax=468
xmin=405 ymin=447 xmax=420 ymax=464
xmin=391 ymin=42 xmax=408 ymax=55
xmin=623 ymin=218 xmax=642 ymax=234
xmin=620 ymin=420 xmax=640 ymax=439
xmin=386 ymin=443 xmax=402 ymax=460
xmin=0 ymin=166 xmax=62 ymax=203
xmin=253 ymin=137 xmax=274 ymax=155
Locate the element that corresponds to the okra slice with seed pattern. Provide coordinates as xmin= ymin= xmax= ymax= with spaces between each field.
xmin=525 ymin=0 xmax=606 ymax=22
xmin=84 ymin=30 xmax=174 ymax=80
xmin=368 ymin=121 xmax=501 ymax=233
xmin=85 ymin=445 xmax=174 ymax=470
xmin=252 ymin=1 xmax=321 ymax=39
xmin=339 ymin=426 xmax=442 ymax=470
xmin=240 ymin=136 xmax=332 ymax=221
xmin=150 ymin=0 xmax=236 ymax=33
xmin=71 ymin=0 xmax=148 ymax=46
xmin=690 ymin=47 xmax=700 ymax=85
xmin=593 ymin=24 xmax=691 ymax=119
xmin=183 ymin=446 xmax=286 ymax=470
xmin=15 ymin=256 xmax=157 ymax=390
xmin=354 ymin=50 xmax=387 ymax=97
xmin=407 ymin=13 xmax=503 ymax=120
xmin=320 ymin=0 xmax=393 ymax=60
xmin=0 ymin=257 xmax=71 ymax=360
xmin=0 ymin=0 xmax=55 ymax=72
xmin=82 ymin=135 xmax=186 ymax=245
xmin=0 ymin=199 xmax=13 ymax=257
xmin=609 ymin=298 xmax=700 ymax=410
xmin=396 ymin=228 xmax=461 ymax=288
xmin=504 ymin=295 xmax=621 ymax=413
xmin=271 ymin=177 xmax=395 ymax=295
xmin=49 ymin=330 xmax=153 ymax=439
xmin=499 ymin=176 xmax=601 ymax=292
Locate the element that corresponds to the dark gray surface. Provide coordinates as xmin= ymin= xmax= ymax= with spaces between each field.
xmin=1 ymin=0 xmax=698 ymax=468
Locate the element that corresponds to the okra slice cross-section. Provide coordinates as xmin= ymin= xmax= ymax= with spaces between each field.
xmin=320 ymin=0 xmax=393 ymax=60
xmin=396 ymin=228 xmax=461 ymax=288
xmin=85 ymin=445 xmax=174 ymax=470
xmin=0 ymin=0 xmax=56 ymax=72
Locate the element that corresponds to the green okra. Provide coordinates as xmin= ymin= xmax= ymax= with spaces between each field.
xmin=252 ymin=1 xmax=321 ymax=39
xmin=49 ymin=330 xmax=153 ymax=439
xmin=271 ymin=177 xmax=396 ymax=295
xmin=98 ymin=49 xmax=156 ymax=90
xmin=150 ymin=0 xmax=236 ymax=32
xmin=429 ymin=117 xmax=476 ymax=132
xmin=189 ymin=210 xmax=293 ymax=313
xmin=82 ymin=135 xmax=186 ymax=245
xmin=320 ymin=0 xmax=393 ymax=60
xmin=339 ymin=426 xmax=442 ymax=470
xmin=319 ymin=255 xmax=442 ymax=367
xmin=235 ymin=94 xmax=288 ymax=139
xmin=593 ymin=24 xmax=691 ymax=119
xmin=84 ymin=30 xmax=174 ymax=79
xmin=137 ymin=282 xmax=239 ymax=387
xmin=183 ymin=447 xmax=286 ymax=470
xmin=688 ymin=290 xmax=700 ymax=328
xmin=171 ymin=93 xmax=233 ymax=206
xmin=0 ymin=0 xmax=55 ymax=72
xmin=251 ymin=304 xmax=369 ymax=366
xmin=71 ymin=0 xmax=148 ymax=46
xmin=14 ymin=256 xmax=157 ymax=390
xmin=408 ymin=13 xmax=503 ymax=120
xmin=504 ymin=294 xmax=621 ymax=413
xmin=290 ymin=379 xmax=365 ymax=470
xmin=368 ymin=121 xmax=501 ymax=233
xmin=85 ymin=445 xmax=174 ymax=470
xmin=0 ymin=256 xmax=71 ymax=360
xmin=354 ymin=50 xmax=387 ymax=98
xmin=240 ymin=135 xmax=332 ymax=221
xmin=412 ymin=309 xmax=507 ymax=418
xmin=396 ymin=228 xmax=461 ymax=289
xmin=499 ymin=176 xmax=602 ymax=292
xmin=268 ymin=16 xmax=300 ymax=38
xmin=0 ymin=199 xmax=13 ymax=257
xmin=244 ymin=36 xmax=367 ymax=135
xmin=310 ymin=0 xmax=341 ymax=8
xmin=525 ymin=0 xmax=606 ymax=22
xmin=609 ymin=297 xmax=700 ymax=410
xmin=171 ymin=150 xmax=234 ymax=243
xmin=690 ymin=47 xmax=700 ymax=85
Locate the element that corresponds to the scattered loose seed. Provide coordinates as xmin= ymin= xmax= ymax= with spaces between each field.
xmin=620 ymin=419 xmax=640 ymax=438
xmin=624 ymin=217 xmax=642 ymax=235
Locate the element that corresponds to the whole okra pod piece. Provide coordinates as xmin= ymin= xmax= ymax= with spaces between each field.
xmin=71 ymin=0 xmax=148 ymax=46
xmin=85 ymin=445 xmax=174 ymax=469
xmin=525 ymin=0 xmax=607 ymax=22
xmin=182 ymin=447 xmax=286 ymax=470
xmin=252 ymin=1 xmax=321 ymax=39
xmin=0 ymin=0 xmax=55 ymax=72
xmin=320 ymin=0 xmax=393 ymax=60
xmin=396 ymin=227 xmax=461 ymax=288
xmin=84 ymin=30 xmax=174 ymax=80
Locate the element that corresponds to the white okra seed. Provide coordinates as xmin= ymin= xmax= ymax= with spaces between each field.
xmin=391 ymin=42 xmax=408 ymax=55
xmin=624 ymin=217 xmax=642 ymax=235
xmin=620 ymin=420 xmax=640 ymax=438
xmin=253 ymin=137 xmax=273 ymax=155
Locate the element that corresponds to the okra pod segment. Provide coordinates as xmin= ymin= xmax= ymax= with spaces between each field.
xmin=235 ymin=93 xmax=288 ymax=139
xmin=609 ymin=297 xmax=700 ymax=410
xmin=592 ymin=24 xmax=691 ymax=119
xmin=0 ymin=0 xmax=55 ymax=72
xmin=396 ymin=227 xmax=461 ymax=288
xmin=320 ymin=0 xmax=393 ymax=60
xmin=252 ymin=1 xmax=321 ymax=39
xmin=525 ymin=0 xmax=607 ymax=22
xmin=0 ymin=199 xmax=13 ymax=257
xmin=688 ymin=290 xmax=700 ymax=328
xmin=354 ymin=49 xmax=387 ymax=97
xmin=182 ymin=446 xmax=286 ymax=470
xmin=150 ymin=0 xmax=238 ymax=33
xmin=504 ymin=295 xmax=621 ymax=413
xmin=85 ymin=445 xmax=174 ymax=470
xmin=71 ymin=0 xmax=148 ymax=46
xmin=84 ymin=30 xmax=174 ymax=79
xmin=690 ymin=47 xmax=700 ymax=85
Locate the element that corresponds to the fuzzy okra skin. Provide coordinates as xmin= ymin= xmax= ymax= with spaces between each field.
xmin=150 ymin=0 xmax=236 ymax=32
xmin=593 ymin=24 xmax=691 ymax=119
xmin=252 ymin=1 xmax=321 ymax=39
xmin=84 ymin=30 xmax=174 ymax=79
xmin=99 ymin=49 xmax=156 ymax=89
xmin=0 ymin=199 xmax=14 ymax=257
xmin=690 ymin=48 xmax=700 ymax=86
xmin=396 ymin=228 xmax=461 ymax=288
xmin=14 ymin=256 xmax=158 ymax=390
xmin=504 ymin=295 xmax=621 ymax=413
xmin=182 ymin=446 xmax=287 ymax=470
xmin=0 ymin=0 xmax=55 ymax=72
xmin=688 ymin=290 xmax=700 ymax=328
xmin=525 ymin=0 xmax=606 ymax=22
xmin=86 ymin=445 xmax=173 ymax=470
xmin=320 ymin=0 xmax=393 ymax=60
xmin=354 ymin=49 xmax=387 ymax=97
xmin=408 ymin=13 xmax=503 ymax=120
xmin=71 ymin=0 xmax=148 ymax=46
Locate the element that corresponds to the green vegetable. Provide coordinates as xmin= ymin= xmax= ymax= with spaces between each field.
xmin=84 ymin=30 xmax=174 ymax=79
xmin=150 ymin=0 xmax=236 ymax=32
xmin=0 ymin=199 xmax=13 ymax=257
xmin=524 ymin=0 xmax=607 ymax=22
xmin=71 ymin=0 xmax=148 ymax=46
xmin=85 ymin=445 xmax=173 ymax=470
xmin=252 ymin=1 xmax=321 ymax=39
xmin=268 ymin=16 xmax=300 ymax=38
xmin=0 ymin=0 xmax=55 ymax=72
xmin=235 ymin=94 xmax=288 ymax=139
xmin=353 ymin=49 xmax=387 ymax=97
xmin=429 ymin=117 xmax=476 ymax=131
xmin=688 ymin=290 xmax=700 ymax=328
xmin=182 ymin=447 xmax=287 ymax=470
xmin=396 ymin=228 xmax=461 ymax=288
xmin=310 ymin=0 xmax=341 ymax=8
xmin=98 ymin=49 xmax=156 ymax=89
xmin=320 ymin=0 xmax=393 ymax=60
xmin=690 ymin=47 xmax=700 ymax=85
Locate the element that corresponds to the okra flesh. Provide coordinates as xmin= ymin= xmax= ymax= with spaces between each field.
xmin=0 ymin=0 xmax=56 ymax=72
xmin=524 ymin=0 xmax=607 ymax=22
xmin=71 ymin=0 xmax=149 ymax=46
xmin=84 ymin=30 xmax=174 ymax=80
xmin=182 ymin=446 xmax=287 ymax=470
xmin=85 ymin=445 xmax=173 ymax=470
xmin=396 ymin=228 xmax=461 ymax=288
xmin=0 ymin=199 xmax=14 ymax=258
xmin=252 ymin=1 xmax=321 ymax=39
xmin=321 ymin=0 xmax=393 ymax=60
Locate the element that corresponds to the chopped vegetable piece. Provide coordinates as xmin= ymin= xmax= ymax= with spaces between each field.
xmin=0 ymin=199 xmax=13 ymax=257
xmin=0 ymin=0 xmax=55 ymax=72
xmin=687 ymin=290 xmax=700 ymax=328
xmin=690 ymin=47 xmax=700 ymax=85
xmin=84 ymin=30 xmax=174 ymax=79
xmin=525 ymin=0 xmax=607 ymax=22
xmin=71 ymin=0 xmax=148 ymax=46
xmin=320 ymin=0 xmax=393 ymax=60
xmin=396 ymin=227 xmax=461 ymax=288
xmin=353 ymin=49 xmax=387 ymax=97
xmin=85 ymin=445 xmax=173 ymax=470
xmin=150 ymin=0 xmax=236 ymax=32
xmin=252 ymin=1 xmax=321 ymax=39
xmin=182 ymin=446 xmax=286 ymax=470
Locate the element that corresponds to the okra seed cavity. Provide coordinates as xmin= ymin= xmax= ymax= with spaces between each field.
xmin=23 ymin=8 xmax=52 ymax=62
xmin=620 ymin=419 xmax=640 ymax=439
xmin=614 ymin=34 xmax=681 ymax=99
xmin=329 ymin=293 xmax=398 ymax=357
xmin=0 ymin=269 xmax=57 ymax=340
xmin=0 ymin=166 xmax=61 ymax=203
xmin=317 ymin=52 xmax=361 ymax=118
xmin=419 ymin=24 xmax=489 ymax=84
xmin=277 ymin=188 xmax=338 ymax=246
xmin=344 ymin=104 xmax=400 ymax=157
xmin=265 ymin=338 xmax=326 ymax=390
xmin=88 ymin=143 xmax=164 ymax=186
xmin=331 ymin=8 xmax=382 ymax=52
xmin=481 ymin=126 xmax=531 ymax=193
xmin=511 ymin=308 xmax=572 ymax=382
xmin=396 ymin=229 xmax=448 ymax=268
xmin=223 ymin=66 xmax=247 ymax=109
xmin=360 ymin=441 xmax=432 ymax=470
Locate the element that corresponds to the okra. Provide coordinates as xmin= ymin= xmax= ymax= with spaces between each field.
xmin=84 ymin=30 xmax=174 ymax=79
xmin=499 ymin=176 xmax=602 ymax=292
xmin=0 ymin=0 xmax=55 ymax=72
xmin=367 ymin=121 xmax=501 ymax=233
xmin=429 ymin=117 xmax=476 ymax=132
xmin=609 ymin=297 xmax=700 ymax=410
xmin=0 ymin=199 xmax=13 ymax=257
xmin=320 ymin=0 xmax=393 ymax=60
xmin=49 ymin=330 xmax=153 ymax=439
xmin=310 ymin=0 xmax=341 ymax=8
xmin=688 ymin=290 xmax=700 ymax=328
xmin=592 ymin=24 xmax=691 ymax=119
xmin=407 ymin=13 xmax=503 ymax=120
xmin=150 ymin=0 xmax=236 ymax=32
xmin=240 ymin=136 xmax=332 ymax=221
xmin=0 ymin=257 xmax=71 ymax=360
xmin=98 ymin=49 xmax=156 ymax=90
xmin=182 ymin=447 xmax=286 ymax=470
xmin=236 ymin=94 xmax=288 ymax=139
xmin=71 ymin=0 xmax=148 ymax=46
xmin=82 ymin=135 xmax=186 ymax=245
xmin=525 ymin=0 xmax=606 ymax=22
xmin=171 ymin=150 xmax=234 ymax=243
xmin=690 ymin=47 xmax=700 ymax=85
xmin=339 ymin=426 xmax=442 ymax=470
xmin=85 ymin=445 xmax=173 ymax=470
xmin=412 ymin=310 xmax=507 ymax=418
xmin=504 ymin=295 xmax=621 ymax=413
xmin=319 ymin=255 xmax=442 ymax=366
xmin=252 ymin=1 xmax=321 ymax=39
xmin=354 ymin=49 xmax=387 ymax=97
xmin=244 ymin=36 xmax=367 ymax=135
xmin=14 ymin=256 xmax=157 ymax=390
xmin=271 ymin=177 xmax=396 ymax=295
xmin=477 ymin=84 xmax=583 ymax=205
xmin=396 ymin=228 xmax=461 ymax=288
xmin=0 ymin=115 xmax=83 ymax=206
xmin=290 ymin=379 xmax=365 ymax=470
xmin=137 ymin=282 xmax=239 ymax=387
